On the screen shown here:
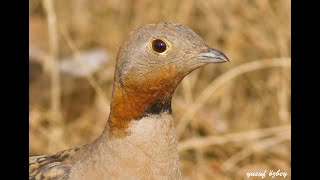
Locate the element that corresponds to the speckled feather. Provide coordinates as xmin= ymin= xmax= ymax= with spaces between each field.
xmin=29 ymin=146 xmax=83 ymax=180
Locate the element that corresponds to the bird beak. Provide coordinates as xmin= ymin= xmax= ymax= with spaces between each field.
xmin=196 ymin=48 xmax=229 ymax=63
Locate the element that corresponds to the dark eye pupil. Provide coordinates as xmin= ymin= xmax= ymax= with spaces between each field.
xmin=152 ymin=39 xmax=167 ymax=53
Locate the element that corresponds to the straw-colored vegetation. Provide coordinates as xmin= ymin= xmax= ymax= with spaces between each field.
xmin=29 ymin=0 xmax=291 ymax=179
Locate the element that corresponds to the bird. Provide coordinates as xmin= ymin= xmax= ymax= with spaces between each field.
xmin=29 ymin=22 xmax=229 ymax=180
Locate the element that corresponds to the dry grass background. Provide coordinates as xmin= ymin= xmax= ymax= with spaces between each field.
xmin=29 ymin=0 xmax=291 ymax=179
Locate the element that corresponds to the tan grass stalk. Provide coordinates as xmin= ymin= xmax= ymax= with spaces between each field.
xmin=178 ymin=124 xmax=290 ymax=152
xmin=221 ymin=130 xmax=290 ymax=172
xmin=43 ymin=0 xmax=63 ymax=152
xmin=59 ymin=26 xmax=109 ymax=110
xmin=176 ymin=58 xmax=291 ymax=139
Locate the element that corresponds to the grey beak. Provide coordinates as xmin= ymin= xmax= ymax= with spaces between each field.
xmin=197 ymin=48 xmax=229 ymax=63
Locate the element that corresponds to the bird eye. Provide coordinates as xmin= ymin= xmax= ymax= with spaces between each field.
xmin=152 ymin=39 xmax=167 ymax=53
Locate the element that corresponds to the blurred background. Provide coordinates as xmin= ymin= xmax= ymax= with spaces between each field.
xmin=29 ymin=0 xmax=291 ymax=179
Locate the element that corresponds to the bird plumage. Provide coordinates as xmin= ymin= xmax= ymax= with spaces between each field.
xmin=29 ymin=22 xmax=229 ymax=179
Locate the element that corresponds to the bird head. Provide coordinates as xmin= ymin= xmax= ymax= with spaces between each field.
xmin=109 ymin=22 xmax=229 ymax=133
xmin=114 ymin=22 xmax=229 ymax=93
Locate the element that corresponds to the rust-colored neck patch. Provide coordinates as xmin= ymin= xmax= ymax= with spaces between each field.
xmin=107 ymin=65 xmax=182 ymax=136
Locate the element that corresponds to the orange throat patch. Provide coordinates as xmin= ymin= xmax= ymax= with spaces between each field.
xmin=107 ymin=65 xmax=182 ymax=135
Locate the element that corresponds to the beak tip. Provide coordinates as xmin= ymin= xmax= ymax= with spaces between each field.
xmin=225 ymin=57 xmax=230 ymax=63
xmin=214 ymin=49 xmax=229 ymax=63
xmin=197 ymin=48 xmax=230 ymax=63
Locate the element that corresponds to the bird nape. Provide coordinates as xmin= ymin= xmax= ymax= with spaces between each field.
xmin=29 ymin=22 xmax=229 ymax=180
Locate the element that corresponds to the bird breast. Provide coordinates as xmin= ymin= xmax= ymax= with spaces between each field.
xmin=68 ymin=113 xmax=181 ymax=180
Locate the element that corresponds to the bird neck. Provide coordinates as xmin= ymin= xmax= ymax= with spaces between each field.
xmin=106 ymin=82 xmax=174 ymax=137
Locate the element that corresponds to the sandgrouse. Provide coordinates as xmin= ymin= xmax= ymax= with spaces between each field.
xmin=29 ymin=22 xmax=229 ymax=180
